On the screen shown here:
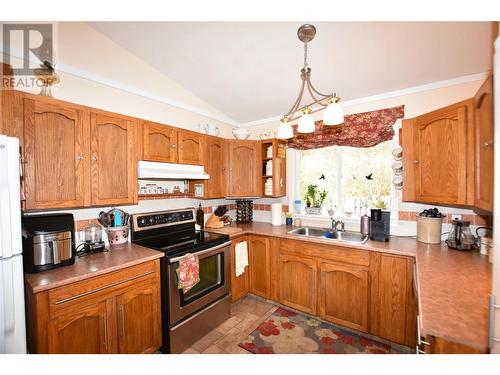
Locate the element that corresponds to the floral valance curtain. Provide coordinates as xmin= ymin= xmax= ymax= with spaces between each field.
xmin=287 ymin=105 xmax=405 ymax=150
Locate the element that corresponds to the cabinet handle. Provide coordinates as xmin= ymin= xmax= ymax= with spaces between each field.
xmin=121 ymin=305 xmax=125 ymax=339
xmin=413 ymin=160 xmax=419 ymax=164
xmin=172 ymin=144 xmax=176 ymax=148
xmin=483 ymin=140 xmax=494 ymax=148
xmin=92 ymin=155 xmax=98 ymax=162
xmin=76 ymin=155 xmax=84 ymax=160
xmin=280 ymin=178 xmax=283 ymax=187
xmin=103 ymin=315 xmax=108 ymax=352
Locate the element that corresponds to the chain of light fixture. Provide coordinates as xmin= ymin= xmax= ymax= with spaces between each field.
xmin=278 ymin=24 xmax=344 ymax=139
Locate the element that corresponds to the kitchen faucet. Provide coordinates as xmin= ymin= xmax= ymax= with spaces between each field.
xmin=330 ymin=217 xmax=345 ymax=232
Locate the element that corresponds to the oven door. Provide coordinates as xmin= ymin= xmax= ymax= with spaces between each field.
xmin=167 ymin=241 xmax=231 ymax=325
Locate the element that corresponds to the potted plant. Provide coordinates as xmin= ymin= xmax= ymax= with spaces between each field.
xmin=370 ymin=196 xmax=390 ymax=210
xmin=304 ymin=184 xmax=328 ymax=214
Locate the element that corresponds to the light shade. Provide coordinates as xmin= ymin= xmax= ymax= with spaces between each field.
xmin=297 ymin=113 xmax=315 ymax=133
xmin=323 ymin=101 xmax=344 ymax=125
xmin=277 ymin=121 xmax=294 ymax=139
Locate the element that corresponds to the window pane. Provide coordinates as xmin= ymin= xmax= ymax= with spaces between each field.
xmin=300 ymin=146 xmax=338 ymax=211
xmin=340 ymin=140 xmax=393 ymax=215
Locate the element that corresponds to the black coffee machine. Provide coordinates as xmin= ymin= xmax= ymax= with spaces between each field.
xmin=370 ymin=209 xmax=390 ymax=242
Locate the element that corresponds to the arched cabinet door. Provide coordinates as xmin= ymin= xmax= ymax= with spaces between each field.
xmin=248 ymin=235 xmax=271 ymax=299
xmin=23 ymin=98 xmax=89 ymax=209
xmin=90 ymin=111 xmax=137 ymax=206
xmin=206 ymin=137 xmax=227 ymax=198
xmin=227 ymin=141 xmax=260 ymax=197
xmin=142 ymin=121 xmax=178 ymax=163
xmin=278 ymin=253 xmax=318 ymax=315
xmin=48 ymin=300 xmax=111 ymax=354
xmin=319 ymin=261 xmax=369 ymax=332
xmin=177 ymin=129 xmax=204 ymax=165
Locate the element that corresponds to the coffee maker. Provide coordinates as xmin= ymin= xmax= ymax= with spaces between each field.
xmin=370 ymin=209 xmax=390 ymax=242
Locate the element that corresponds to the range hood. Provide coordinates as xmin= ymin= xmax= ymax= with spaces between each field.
xmin=138 ymin=161 xmax=210 ymax=180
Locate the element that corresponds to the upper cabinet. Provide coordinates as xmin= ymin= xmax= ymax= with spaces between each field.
xmin=177 ymin=129 xmax=204 ymax=165
xmin=261 ymin=139 xmax=287 ymax=197
xmin=227 ymin=140 xmax=261 ymax=197
xmin=142 ymin=121 xmax=178 ymax=163
xmin=90 ymin=111 xmax=138 ymax=206
xmin=23 ymin=98 xmax=90 ymax=210
xmin=402 ymin=99 xmax=475 ymax=206
xmin=205 ymin=136 xmax=228 ymax=198
xmin=474 ymin=75 xmax=494 ymax=212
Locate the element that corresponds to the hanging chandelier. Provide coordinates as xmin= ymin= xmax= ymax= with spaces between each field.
xmin=278 ymin=24 xmax=344 ymax=139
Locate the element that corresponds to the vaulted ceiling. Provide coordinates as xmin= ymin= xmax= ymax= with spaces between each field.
xmin=88 ymin=22 xmax=493 ymax=124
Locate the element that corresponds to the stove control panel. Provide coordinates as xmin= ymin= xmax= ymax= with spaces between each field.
xmin=133 ymin=209 xmax=195 ymax=230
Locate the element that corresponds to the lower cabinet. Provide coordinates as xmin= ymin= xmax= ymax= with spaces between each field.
xmin=26 ymin=260 xmax=162 ymax=354
xmin=278 ymin=253 xmax=318 ymax=315
xmin=248 ymin=235 xmax=271 ymax=299
xmin=230 ymin=235 xmax=249 ymax=302
xmin=319 ymin=261 xmax=369 ymax=332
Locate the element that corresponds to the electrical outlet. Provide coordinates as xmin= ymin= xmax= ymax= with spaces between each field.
xmin=452 ymin=214 xmax=462 ymax=221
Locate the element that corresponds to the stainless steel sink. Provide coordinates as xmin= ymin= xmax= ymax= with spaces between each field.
xmin=287 ymin=227 xmax=369 ymax=244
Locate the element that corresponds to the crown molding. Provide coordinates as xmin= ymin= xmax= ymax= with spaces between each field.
xmin=2 ymin=48 xmax=239 ymax=126
xmin=237 ymin=71 xmax=489 ymax=128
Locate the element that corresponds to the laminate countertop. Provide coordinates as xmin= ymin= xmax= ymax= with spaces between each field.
xmin=25 ymin=242 xmax=164 ymax=294
xmin=207 ymin=221 xmax=492 ymax=352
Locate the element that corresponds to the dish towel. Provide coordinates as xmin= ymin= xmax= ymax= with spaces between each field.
xmin=235 ymin=241 xmax=249 ymax=277
xmin=176 ymin=253 xmax=200 ymax=293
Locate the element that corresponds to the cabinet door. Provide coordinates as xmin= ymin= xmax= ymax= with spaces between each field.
xmin=116 ymin=282 xmax=161 ymax=354
xmin=319 ymin=261 xmax=368 ymax=332
xmin=474 ymin=76 xmax=494 ymax=212
xmin=231 ymin=236 xmax=249 ymax=302
xmin=228 ymin=141 xmax=260 ymax=197
xmin=369 ymin=253 xmax=409 ymax=345
xmin=206 ymin=136 xmax=228 ymax=198
xmin=143 ymin=121 xmax=177 ymax=163
xmin=23 ymin=98 xmax=89 ymax=209
xmin=177 ymin=129 xmax=204 ymax=165
xmin=278 ymin=253 xmax=318 ymax=315
xmin=90 ymin=112 xmax=137 ymax=206
xmin=248 ymin=235 xmax=271 ymax=299
xmin=48 ymin=300 xmax=111 ymax=354
xmin=413 ymin=101 xmax=470 ymax=205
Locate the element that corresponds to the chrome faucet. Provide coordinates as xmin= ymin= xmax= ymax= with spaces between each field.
xmin=330 ymin=218 xmax=345 ymax=232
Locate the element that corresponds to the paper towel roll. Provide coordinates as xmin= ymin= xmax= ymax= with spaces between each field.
xmin=271 ymin=203 xmax=282 ymax=226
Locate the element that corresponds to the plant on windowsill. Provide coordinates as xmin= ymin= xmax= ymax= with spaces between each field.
xmin=304 ymin=184 xmax=328 ymax=214
xmin=370 ymin=196 xmax=390 ymax=210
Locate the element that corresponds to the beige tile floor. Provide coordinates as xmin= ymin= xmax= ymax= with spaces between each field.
xmin=182 ymin=295 xmax=278 ymax=354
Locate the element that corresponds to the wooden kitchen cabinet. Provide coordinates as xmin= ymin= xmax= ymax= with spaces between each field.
xmin=116 ymin=282 xmax=161 ymax=354
xmin=278 ymin=252 xmax=318 ymax=315
xmin=369 ymin=253 xmax=416 ymax=346
xmin=260 ymin=139 xmax=287 ymax=197
xmin=142 ymin=121 xmax=178 ymax=163
xmin=227 ymin=140 xmax=261 ymax=197
xmin=177 ymin=129 xmax=204 ymax=165
xmin=90 ymin=111 xmax=138 ymax=206
xmin=230 ymin=235 xmax=249 ymax=302
xmin=248 ymin=235 xmax=271 ymax=299
xmin=474 ymin=75 xmax=494 ymax=212
xmin=26 ymin=260 xmax=162 ymax=354
xmin=402 ymin=99 xmax=475 ymax=206
xmin=319 ymin=261 xmax=369 ymax=332
xmin=23 ymin=97 xmax=90 ymax=210
xmin=47 ymin=299 xmax=112 ymax=354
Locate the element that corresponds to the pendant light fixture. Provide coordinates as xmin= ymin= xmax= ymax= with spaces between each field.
xmin=278 ymin=24 xmax=344 ymax=139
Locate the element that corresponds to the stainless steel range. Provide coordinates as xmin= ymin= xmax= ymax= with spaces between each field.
xmin=130 ymin=208 xmax=231 ymax=353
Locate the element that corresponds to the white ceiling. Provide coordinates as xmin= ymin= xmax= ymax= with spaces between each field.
xmin=88 ymin=22 xmax=493 ymax=124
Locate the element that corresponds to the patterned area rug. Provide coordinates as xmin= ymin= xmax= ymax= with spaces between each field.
xmin=239 ymin=307 xmax=400 ymax=354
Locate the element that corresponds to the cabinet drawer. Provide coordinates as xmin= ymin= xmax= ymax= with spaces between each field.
xmin=48 ymin=261 xmax=157 ymax=313
xmin=280 ymin=239 xmax=370 ymax=267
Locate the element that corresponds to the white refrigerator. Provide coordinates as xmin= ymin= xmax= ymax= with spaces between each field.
xmin=0 ymin=135 xmax=27 ymax=354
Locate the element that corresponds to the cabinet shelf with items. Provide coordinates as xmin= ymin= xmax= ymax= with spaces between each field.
xmin=261 ymin=139 xmax=286 ymax=197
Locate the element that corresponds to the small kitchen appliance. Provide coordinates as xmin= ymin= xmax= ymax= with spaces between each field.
xmin=369 ymin=209 xmax=390 ymax=242
xmin=82 ymin=223 xmax=106 ymax=254
xmin=131 ymin=208 xmax=231 ymax=353
xmin=446 ymin=219 xmax=478 ymax=250
xmin=21 ymin=213 xmax=75 ymax=273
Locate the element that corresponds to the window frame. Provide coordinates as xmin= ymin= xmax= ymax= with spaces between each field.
xmin=287 ymin=120 xmax=402 ymax=224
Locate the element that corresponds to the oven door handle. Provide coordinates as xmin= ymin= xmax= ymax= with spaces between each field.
xmin=169 ymin=241 xmax=231 ymax=263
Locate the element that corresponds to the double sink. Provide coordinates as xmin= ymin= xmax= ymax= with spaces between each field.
xmin=288 ymin=227 xmax=369 ymax=244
